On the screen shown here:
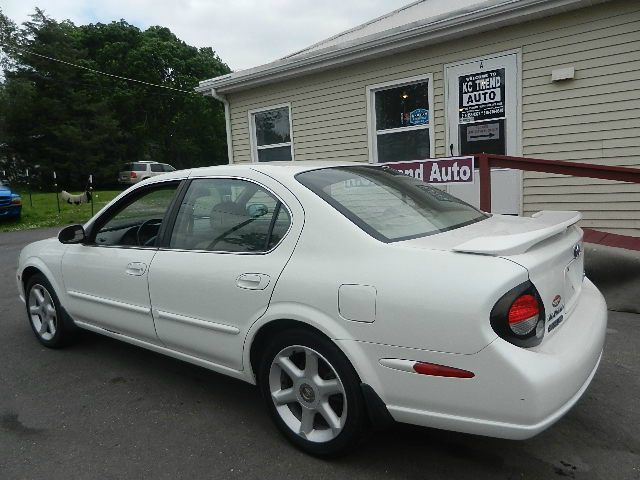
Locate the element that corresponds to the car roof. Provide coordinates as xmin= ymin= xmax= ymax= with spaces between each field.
xmin=140 ymin=161 xmax=374 ymax=186
xmin=188 ymin=161 xmax=370 ymax=179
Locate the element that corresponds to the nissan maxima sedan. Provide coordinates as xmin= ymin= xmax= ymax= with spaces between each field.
xmin=16 ymin=162 xmax=607 ymax=456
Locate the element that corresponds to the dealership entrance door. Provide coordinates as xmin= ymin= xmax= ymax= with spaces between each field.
xmin=445 ymin=51 xmax=521 ymax=214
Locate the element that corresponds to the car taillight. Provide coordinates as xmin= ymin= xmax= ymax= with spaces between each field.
xmin=130 ymin=171 xmax=137 ymax=178
xmin=11 ymin=197 xmax=21 ymax=205
xmin=490 ymin=281 xmax=545 ymax=348
xmin=508 ymin=294 xmax=539 ymax=335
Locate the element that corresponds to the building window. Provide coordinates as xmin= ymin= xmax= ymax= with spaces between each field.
xmin=368 ymin=75 xmax=434 ymax=163
xmin=249 ymin=104 xmax=294 ymax=162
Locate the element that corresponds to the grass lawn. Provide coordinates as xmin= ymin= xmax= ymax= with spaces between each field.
xmin=0 ymin=190 xmax=124 ymax=233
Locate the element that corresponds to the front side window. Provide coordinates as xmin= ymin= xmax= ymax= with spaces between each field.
xmin=150 ymin=164 xmax=164 ymax=172
xmin=250 ymin=106 xmax=293 ymax=162
xmin=169 ymin=178 xmax=291 ymax=252
xmin=372 ymin=78 xmax=433 ymax=163
xmin=94 ymin=184 xmax=179 ymax=247
xmin=296 ymin=166 xmax=486 ymax=242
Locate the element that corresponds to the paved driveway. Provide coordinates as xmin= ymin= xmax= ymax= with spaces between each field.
xmin=1 ymin=228 xmax=638 ymax=479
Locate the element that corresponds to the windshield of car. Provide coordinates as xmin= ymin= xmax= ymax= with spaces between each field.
xmin=296 ymin=165 xmax=488 ymax=242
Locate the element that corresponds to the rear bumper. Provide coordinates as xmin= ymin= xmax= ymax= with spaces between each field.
xmin=387 ymin=352 xmax=601 ymax=439
xmin=339 ymin=278 xmax=607 ymax=439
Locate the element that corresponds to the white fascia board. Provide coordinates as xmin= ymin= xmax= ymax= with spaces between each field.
xmin=195 ymin=74 xmax=233 ymax=93
xmin=197 ymin=0 xmax=607 ymax=94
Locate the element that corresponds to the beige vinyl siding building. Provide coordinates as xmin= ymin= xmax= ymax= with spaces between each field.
xmin=198 ymin=0 xmax=640 ymax=237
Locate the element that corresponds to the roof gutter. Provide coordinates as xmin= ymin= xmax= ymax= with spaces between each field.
xmin=197 ymin=0 xmax=607 ymax=94
xmin=207 ymin=87 xmax=234 ymax=164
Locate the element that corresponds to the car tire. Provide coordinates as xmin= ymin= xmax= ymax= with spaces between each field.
xmin=258 ymin=329 xmax=368 ymax=456
xmin=25 ymin=274 xmax=77 ymax=348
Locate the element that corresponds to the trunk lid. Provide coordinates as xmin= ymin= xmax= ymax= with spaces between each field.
xmin=504 ymin=222 xmax=584 ymax=334
xmin=398 ymin=211 xmax=584 ymax=338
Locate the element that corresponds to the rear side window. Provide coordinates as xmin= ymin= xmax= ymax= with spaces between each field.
xmin=150 ymin=164 xmax=164 ymax=172
xmin=296 ymin=166 xmax=487 ymax=242
xmin=122 ymin=163 xmax=147 ymax=171
xmin=169 ymin=178 xmax=291 ymax=252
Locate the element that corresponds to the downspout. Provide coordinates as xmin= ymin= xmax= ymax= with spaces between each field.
xmin=210 ymin=87 xmax=234 ymax=164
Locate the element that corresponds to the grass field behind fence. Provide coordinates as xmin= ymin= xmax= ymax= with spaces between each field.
xmin=0 ymin=190 xmax=123 ymax=233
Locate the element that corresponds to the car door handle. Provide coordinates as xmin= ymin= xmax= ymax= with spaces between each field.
xmin=236 ymin=273 xmax=270 ymax=290
xmin=126 ymin=262 xmax=147 ymax=276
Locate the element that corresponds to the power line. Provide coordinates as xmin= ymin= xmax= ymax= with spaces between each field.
xmin=24 ymin=70 xmax=187 ymax=99
xmin=1 ymin=43 xmax=199 ymax=95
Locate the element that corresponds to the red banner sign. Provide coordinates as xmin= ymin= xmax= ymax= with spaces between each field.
xmin=381 ymin=156 xmax=474 ymax=185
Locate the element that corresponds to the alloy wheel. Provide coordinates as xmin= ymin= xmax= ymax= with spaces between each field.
xmin=268 ymin=345 xmax=347 ymax=443
xmin=28 ymin=284 xmax=57 ymax=341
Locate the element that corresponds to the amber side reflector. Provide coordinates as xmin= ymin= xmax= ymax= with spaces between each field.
xmin=413 ymin=361 xmax=475 ymax=378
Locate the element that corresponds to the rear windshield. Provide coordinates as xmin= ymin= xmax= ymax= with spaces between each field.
xmin=296 ymin=166 xmax=487 ymax=242
xmin=122 ymin=163 xmax=147 ymax=171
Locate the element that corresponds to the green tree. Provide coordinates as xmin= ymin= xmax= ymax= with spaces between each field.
xmin=0 ymin=8 xmax=230 ymax=190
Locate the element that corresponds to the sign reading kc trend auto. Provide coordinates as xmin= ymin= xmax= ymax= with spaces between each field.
xmin=459 ymin=68 xmax=505 ymax=123
xmin=382 ymin=156 xmax=474 ymax=185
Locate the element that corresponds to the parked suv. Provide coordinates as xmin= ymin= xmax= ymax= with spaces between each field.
xmin=118 ymin=161 xmax=175 ymax=185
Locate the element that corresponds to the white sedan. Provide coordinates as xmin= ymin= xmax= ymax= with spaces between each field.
xmin=16 ymin=162 xmax=607 ymax=456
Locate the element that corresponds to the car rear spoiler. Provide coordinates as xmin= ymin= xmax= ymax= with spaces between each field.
xmin=452 ymin=211 xmax=582 ymax=256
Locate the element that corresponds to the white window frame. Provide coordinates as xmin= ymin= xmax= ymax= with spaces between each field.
xmin=248 ymin=103 xmax=295 ymax=163
xmin=366 ymin=74 xmax=435 ymax=164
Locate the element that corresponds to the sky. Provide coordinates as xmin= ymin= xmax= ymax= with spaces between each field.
xmin=1 ymin=0 xmax=415 ymax=71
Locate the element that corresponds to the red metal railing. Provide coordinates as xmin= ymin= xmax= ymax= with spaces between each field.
xmin=475 ymin=153 xmax=640 ymax=212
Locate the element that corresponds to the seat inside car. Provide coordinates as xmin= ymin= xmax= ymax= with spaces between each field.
xmin=211 ymin=200 xmax=250 ymax=231
xmin=186 ymin=187 xmax=211 ymax=230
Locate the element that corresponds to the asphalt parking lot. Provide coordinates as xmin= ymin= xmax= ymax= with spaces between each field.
xmin=1 ymin=228 xmax=639 ymax=480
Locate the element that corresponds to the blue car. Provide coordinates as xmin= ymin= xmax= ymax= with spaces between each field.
xmin=0 ymin=180 xmax=22 ymax=220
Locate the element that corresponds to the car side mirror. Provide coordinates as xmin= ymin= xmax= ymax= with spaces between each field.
xmin=58 ymin=224 xmax=86 ymax=244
